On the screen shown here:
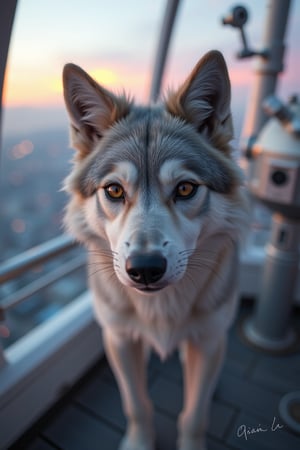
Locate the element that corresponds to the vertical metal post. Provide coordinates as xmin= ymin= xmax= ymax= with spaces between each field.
xmin=0 ymin=0 xmax=18 ymax=148
xmin=239 ymin=1 xmax=298 ymax=353
xmin=149 ymin=0 xmax=181 ymax=103
xmin=241 ymin=0 xmax=292 ymax=153
xmin=244 ymin=214 xmax=299 ymax=351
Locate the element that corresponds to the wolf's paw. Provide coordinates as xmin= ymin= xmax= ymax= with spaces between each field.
xmin=178 ymin=435 xmax=207 ymax=450
xmin=119 ymin=426 xmax=155 ymax=450
xmin=119 ymin=435 xmax=155 ymax=450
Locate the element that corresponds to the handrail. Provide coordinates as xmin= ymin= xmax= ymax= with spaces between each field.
xmin=0 ymin=234 xmax=78 ymax=284
xmin=0 ymin=253 xmax=86 ymax=321
xmin=0 ymin=234 xmax=82 ymax=355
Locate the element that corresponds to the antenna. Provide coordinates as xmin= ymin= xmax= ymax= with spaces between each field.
xmin=222 ymin=5 xmax=268 ymax=59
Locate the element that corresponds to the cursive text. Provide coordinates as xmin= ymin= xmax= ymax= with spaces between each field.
xmin=237 ymin=416 xmax=284 ymax=441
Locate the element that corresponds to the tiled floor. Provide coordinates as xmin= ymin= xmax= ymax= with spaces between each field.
xmin=10 ymin=301 xmax=300 ymax=450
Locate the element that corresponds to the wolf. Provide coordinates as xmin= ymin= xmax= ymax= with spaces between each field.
xmin=62 ymin=50 xmax=248 ymax=450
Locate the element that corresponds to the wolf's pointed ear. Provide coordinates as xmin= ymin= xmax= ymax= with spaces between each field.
xmin=63 ymin=63 xmax=132 ymax=157
xmin=166 ymin=50 xmax=233 ymax=146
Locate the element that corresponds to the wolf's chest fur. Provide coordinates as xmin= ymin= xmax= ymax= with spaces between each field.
xmin=89 ymin=231 xmax=239 ymax=358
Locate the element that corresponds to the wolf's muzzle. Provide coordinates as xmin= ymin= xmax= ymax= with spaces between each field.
xmin=125 ymin=253 xmax=167 ymax=286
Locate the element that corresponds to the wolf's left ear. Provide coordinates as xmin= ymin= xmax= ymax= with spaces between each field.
xmin=63 ymin=64 xmax=132 ymax=157
xmin=166 ymin=50 xmax=232 ymax=144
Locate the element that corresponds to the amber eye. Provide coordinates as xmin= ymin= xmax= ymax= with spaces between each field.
xmin=104 ymin=183 xmax=125 ymax=201
xmin=175 ymin=182 xmax=198 ymax=200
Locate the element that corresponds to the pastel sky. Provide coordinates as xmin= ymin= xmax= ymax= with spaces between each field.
xmin=2 ymin=0 xmax=300 ymax=137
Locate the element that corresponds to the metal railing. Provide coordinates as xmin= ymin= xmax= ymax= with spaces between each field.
xmin=0 ymin=234 xmax=77 ymax=284
xmin=0 ymin=235 xmax=84 ymax=321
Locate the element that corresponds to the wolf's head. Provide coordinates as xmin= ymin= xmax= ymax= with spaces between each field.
xmin=63 ymin=51 xmax=246 ymax=294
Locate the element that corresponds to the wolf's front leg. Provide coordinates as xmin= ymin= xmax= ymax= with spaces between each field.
xmin=103 ymin=329 xmax=154 ymax=450
xmin=178 ymin=338 xmax=226 ymax=450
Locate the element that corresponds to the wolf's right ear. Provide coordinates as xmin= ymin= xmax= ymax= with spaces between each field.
xmin=165 ymin=51 xmax=233 ymax=149
xmin=63 ymin=64 xmax=132 ymax=157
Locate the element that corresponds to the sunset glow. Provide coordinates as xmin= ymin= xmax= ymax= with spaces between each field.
xmin=89 ymin=68 xmax=119 ymax=87
xmin=3 ymin=62 xmax=150 ymax=107
xmin=4 ymin=61 xmax=256 ymax=108
xmin=2 ymin=0 xmax=299 ymax=131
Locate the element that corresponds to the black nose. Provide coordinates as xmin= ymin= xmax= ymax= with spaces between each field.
xmin=126 ymin=253 xmax=167 ymax=285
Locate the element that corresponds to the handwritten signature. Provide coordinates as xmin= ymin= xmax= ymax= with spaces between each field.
xmin=237 ymin=416 xmax=284 ymax=441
